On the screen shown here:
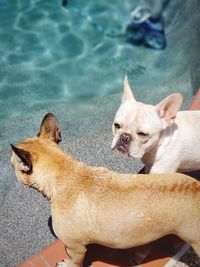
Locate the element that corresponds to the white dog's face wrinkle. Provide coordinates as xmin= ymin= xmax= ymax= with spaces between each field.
xmin=112 ymin=102 xmax=164 ymax=158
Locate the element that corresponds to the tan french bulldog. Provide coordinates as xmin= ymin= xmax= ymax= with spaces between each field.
xmin=11 ymin=113 xmax=200 ymax=267
xmin=112 ymin=76 xmax=200 ymax=173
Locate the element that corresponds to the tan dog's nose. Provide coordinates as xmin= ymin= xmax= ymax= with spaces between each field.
xmin=120 ymin=133 xmax=132 ymax=145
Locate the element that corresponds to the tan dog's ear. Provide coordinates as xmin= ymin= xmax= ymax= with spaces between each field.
xmin=122 ymin=76 xmax=136 ymax=103
xmin=11 ymin=144 xmax=32 ymax=173
xmin=155 ymin=93 xmax=183 ymax=124
xmin=37 ymin=113 xmax=62 ymax=143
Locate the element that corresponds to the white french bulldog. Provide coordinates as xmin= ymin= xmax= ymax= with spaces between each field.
xmin=112 ymin=76 xmax=200 ymax=173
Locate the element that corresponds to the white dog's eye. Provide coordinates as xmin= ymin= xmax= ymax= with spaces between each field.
xmin=137 ymin=132 xmax=149 ymax=137
xmin=114 ymin=123 xmax=120 ymax=129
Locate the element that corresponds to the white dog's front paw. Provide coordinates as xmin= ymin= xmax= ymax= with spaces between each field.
xmin=56 ymin=259 xmax=69 ymax=267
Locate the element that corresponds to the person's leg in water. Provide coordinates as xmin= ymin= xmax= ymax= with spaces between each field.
xmin=126 ymin=0 xmax=170 ymax=49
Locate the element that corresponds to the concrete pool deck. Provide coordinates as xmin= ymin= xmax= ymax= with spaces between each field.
xmin=0 ymin=89 xmax=199 ymax=267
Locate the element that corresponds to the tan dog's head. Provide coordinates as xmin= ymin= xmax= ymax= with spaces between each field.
xmin=11 ymin=113 xmax=62 ymax=194
xmin=111 ymin=76 xmax=183 ymax=159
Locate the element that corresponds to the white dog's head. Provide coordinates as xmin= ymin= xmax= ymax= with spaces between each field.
xmin=111 ymin=76 xmax=183 ymax=159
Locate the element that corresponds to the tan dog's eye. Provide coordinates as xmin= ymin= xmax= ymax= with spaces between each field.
xmin=114 ymin=123 xmax=120 ymax=129
xmin=138 ymin=132 xmax=149 ymax=137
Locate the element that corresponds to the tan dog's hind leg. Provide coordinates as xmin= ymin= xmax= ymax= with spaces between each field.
xmin=67 ymin=245 xmax=87 ymax=267
xmin=191 ymin=243 xmax=200 ymax=257
xmin=177 ymin=229 xmax=200 ymax=258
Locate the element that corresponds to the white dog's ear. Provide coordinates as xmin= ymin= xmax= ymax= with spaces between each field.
xmin=155 ymin=93 xmax=183 ymax=123
xmin=122 ymin=76 xmax=136 ymax=103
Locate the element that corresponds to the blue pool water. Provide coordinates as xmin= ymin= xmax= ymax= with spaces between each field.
xmin=0 ymin=0 xmax=199 ymax=122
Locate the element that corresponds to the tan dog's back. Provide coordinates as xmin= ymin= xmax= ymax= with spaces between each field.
xmin=51 ymin=167 xmax=200 ymax=249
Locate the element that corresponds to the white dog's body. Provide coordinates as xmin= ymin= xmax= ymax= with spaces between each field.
xmin=112 ymin=77 xmax=200 ymax=173
xmin=143 ymin=110 xmax=200 ymax=173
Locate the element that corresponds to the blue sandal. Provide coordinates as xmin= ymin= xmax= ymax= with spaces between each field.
xmin=126 ymin=5 xmax=166 ymax=50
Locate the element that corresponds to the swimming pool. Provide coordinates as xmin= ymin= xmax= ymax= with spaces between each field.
xmin=0 ymin=0 xmax=199 ymax=122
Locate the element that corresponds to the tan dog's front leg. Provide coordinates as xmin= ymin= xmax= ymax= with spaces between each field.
xmin=67 ymin=245 xmax=87 ymax=267
xmin=57 ymin=244 xmax=87 ymax=267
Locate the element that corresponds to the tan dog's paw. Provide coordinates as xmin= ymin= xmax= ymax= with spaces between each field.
xmin=56 ymin=259 xmax=69 ymax=267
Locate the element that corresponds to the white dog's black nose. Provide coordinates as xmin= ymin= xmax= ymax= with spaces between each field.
xmin=120 ymin=133 xmax=132 ymax=145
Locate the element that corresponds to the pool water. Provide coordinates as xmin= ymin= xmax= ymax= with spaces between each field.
xmin=0 ymin=0 xmax=199 ymax=122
